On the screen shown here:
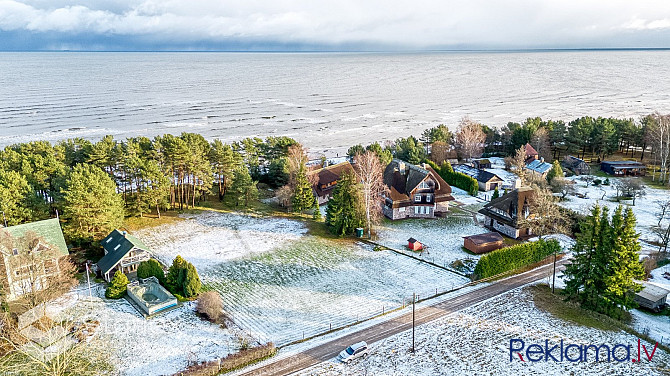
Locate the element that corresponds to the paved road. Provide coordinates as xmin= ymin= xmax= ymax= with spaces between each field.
xmin=239 ymin=258 xmax=568 ymax=376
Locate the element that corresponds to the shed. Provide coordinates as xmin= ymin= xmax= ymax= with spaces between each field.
xmin=474 ymin=159 xmax=492 ymax=169
xmin=600 ymin=160 xmax=646 ymax=176
xmin=635 ymin=283 xmax=669 ymax=312
xmin=407 ymin=238 xmax=423 ymax=251
xmin=463 ymin=232 xmax=504 ymax=254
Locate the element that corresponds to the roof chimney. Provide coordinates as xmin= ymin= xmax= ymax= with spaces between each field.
xmin=540 ymin=157 xmax=545 ymax=163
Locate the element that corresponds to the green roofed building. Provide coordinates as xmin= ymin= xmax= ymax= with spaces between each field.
xmin=0 ymin=218 xmax=69 ymax=301
xmin=97 ymin=229 xmax=152 ymax=282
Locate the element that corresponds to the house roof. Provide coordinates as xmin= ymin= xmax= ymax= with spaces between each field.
xmin=97 ymin=229 xmax=151 ymax=275
xmin=478 ymin=187 xmax=534 ymax=227
xmin=475 ymin=159 xmax=491 ymax=165
xmin=636 ymin=283 xmax=670 ymax=302
xmin=453 ymin=164 xmax=503 ymax=184
xmin=308 ymin=161 xmax=355 ymax=197
xmin=463 ymin=232 xmax=504 ymax=246
xmin=526 ymin=159 xmax=553 ymax=174
xmin=407 ymin=237 xmax=419 ymax=244
xmin=601 ymin=160 xmax=646 ymax=169
xmin=524 ymin=143 xmax=538 ymax=157
xmin=0 ymin=218 xmax=68 ymax=257
xmin=383 ymin=159 xmax=453 ymax=202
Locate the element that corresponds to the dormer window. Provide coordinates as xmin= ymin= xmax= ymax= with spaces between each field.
xmin=414 ymin=195 xmax=421 ymax=202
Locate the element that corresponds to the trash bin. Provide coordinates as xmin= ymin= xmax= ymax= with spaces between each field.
xmin=355 ymin=228 xmax=364 ymax=238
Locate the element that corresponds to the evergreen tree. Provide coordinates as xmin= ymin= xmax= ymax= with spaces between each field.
xmin=61 ymin=164 xmax=124 ymax=243
xmin=441 ymin=160 xmax=454 ymax=174
xmin=137 ymin=259 xmax=166 ymax=284
xmin=491 ymin=186 xmax=500 ymax=200
xmin=166 ymin=255 xmax=188 ymax=294
xmin=0 ymin=169 xmax=44 ymax=226
xmin=230 ymin=165 xmax=258 ymax=207
xmin=105 ymin=270 xmax=129 ymax=299
xmin=180 ymin=262 xmax=202 ymax=298
xmin=546 ymin=160 xmax=564 ymax=183
xmin=604 ymin=207 xmax=645 ymax=309
xmin=325 ymin=172 xmax=365 ymax=236
xmin=292 ymin=165 xmax=316 ymax=214
xmin=563 ymin=205 xmax=602 ymax=306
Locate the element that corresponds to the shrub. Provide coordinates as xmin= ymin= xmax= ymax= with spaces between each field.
xmin=427 ymin=160 xmax=478 ymax=196
xmin=137 ymin=259 xmax=165 ymax=284
xmin=166 ymin=255 xmax=202 ymax=298
xmin=474 ymin=239 xmax=561 ymax=279
xmin=105 ymin=270 xmax=129 ymax=299
xmin=196 ymin=291 xmax=224 ymax=323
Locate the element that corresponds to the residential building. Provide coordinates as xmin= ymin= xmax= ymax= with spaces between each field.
xmin=97 ymin=229 xmax=152 ymax=282
xmin=525 ymin=158 xmax=553 ymax=178
xmin=382 ymin=159 xmax=454 ymax=220
xmin=478 ymin=187 xmax=535 ymax=239
xmin=600 ymin=160 xmax=646 ymax=176
xmin=524 ymin=143 xmax=539 ymax=163
xmin=308 ymin=161 xmax=355 ymax=205
xmin=473 ymin=159 xmax=491 ymax=169
xmin=453 ymin=164 xmax=504 ymax=191
xmin=562 ymin=156 xmax=590 ymax=175
xmin=0 ymin=218 xmax=69 ymax=301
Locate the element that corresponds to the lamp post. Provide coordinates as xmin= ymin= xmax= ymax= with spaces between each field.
xmin=411 ymin=292 xmax=416 ymax=353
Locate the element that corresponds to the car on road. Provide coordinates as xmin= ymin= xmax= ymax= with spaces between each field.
xmin=337 ymin=341 xmax=369 ymax=363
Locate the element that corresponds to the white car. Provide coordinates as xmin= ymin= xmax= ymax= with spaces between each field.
xmin=337 ymin=341 xmax=370 ymax=363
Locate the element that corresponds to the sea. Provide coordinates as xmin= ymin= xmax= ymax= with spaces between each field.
xmin=1 ymin=50 xmax=669 ymax=156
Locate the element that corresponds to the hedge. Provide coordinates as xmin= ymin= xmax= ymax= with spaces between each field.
xmin=425 ymin=160 xmax=478 ymax=196
xmin=173 ymin=343 xmax=276 ymax=376
xmin=473 ymin=238 xmax=561 ymax=279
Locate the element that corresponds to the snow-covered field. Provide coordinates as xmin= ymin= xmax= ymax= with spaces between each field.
xmin=558 ymin=176 xmax=668 ymax=244
xmin=300 ymin=287 xmax=670 ymax=376
xmin=47 ymin=285 xmax=238 ymax=376
xmin=137 ymin=211 xmax=469 ymax=347
xmin=375 ymin=215 xmax=487 ymax=269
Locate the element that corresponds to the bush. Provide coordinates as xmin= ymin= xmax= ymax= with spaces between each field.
xmin=105 ymin=270 xmax=129 ymax=299
xmin=176 ymin=343 xmax=276 ymax=375
xmin=137 ymin=259 xmax=165 ymax=284
xmin=474 ymin=239 xmax=561 ymax=279
xmin=196 ymin=291 xmax=224 ymax=323
xmin=166 ymin=255 xmax=202 ymax=298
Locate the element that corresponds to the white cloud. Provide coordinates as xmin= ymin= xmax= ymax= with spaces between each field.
xmin=1 ymin=0 xmax=670 ymax=49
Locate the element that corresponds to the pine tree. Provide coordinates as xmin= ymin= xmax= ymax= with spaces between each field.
xmin=491 ymin=186 xmax=500 ymax=200
xmin=546 ymin=160 xmax=564 ymax=182
xmin=105 ymin=270 xmax=129 ymax=299
xmin=325 ymin=172 xmax=365 ymax=236
xmin=230 ymin=165 xmax=258 ymax=207
xmin=292 ymin=165 xmax=316 ymax=214
xmin=61 ymin=164 xmax=124 ymax=243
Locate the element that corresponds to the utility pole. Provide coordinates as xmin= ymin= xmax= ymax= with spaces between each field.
xmin=411 ymin=292 xmax=416 ymax=353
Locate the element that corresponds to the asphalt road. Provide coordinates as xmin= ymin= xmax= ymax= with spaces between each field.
xmin=239 ymin=258 xmax=568 ymax=376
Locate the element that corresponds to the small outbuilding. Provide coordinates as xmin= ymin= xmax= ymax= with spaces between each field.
xmin=407 ymin=238 xmax=423 ymax=251
xmin=600 ymin=160 xmax=646 ymax=176
xmin=463 ymin=232 xmax=504 ymax=254
xmin=634 ymin=283 xmax=669 ymax=312
xmin=473 ymin=159 xmax=492 ymax=169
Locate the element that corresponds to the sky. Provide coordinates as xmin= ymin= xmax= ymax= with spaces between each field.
xmin=1 ymin=0 xmax=670 ymax=51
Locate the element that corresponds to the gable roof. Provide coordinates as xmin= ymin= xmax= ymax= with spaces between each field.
xmin=97 ymin=229 xmax=150 ymax=274
xmin=383 ymin=159 xmax=452 ymax=201
xmin=0 ymin=218 xmax=68 ymax=257
xmin=478 ymin=187 xmax=534 ymax=226
xmin=308 ymin=161 xmax=355 ymax=196
xmin=601 ymin=160 xmax=646 ymax=168
xmin=526 ymin=159 xmax=552 ymax=174
xmin=524 ymin=143 xmax=538 ymax=157
xmin=453 ymin=164 xmax=503 ymax=183
xmin=636 ymin=283 xmax=670 ymax=302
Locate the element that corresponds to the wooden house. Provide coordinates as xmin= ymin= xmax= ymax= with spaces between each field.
xmin=473 ymin=159 xmax=491 ymax=169
xmin=382 ymin=159 xmax=454 ymax=220
xmin=407 ymin=238 xmax=423 ymax=251
xmin=0 ymin=218 xmax=69 ymax=301
xmin=524 ymin=143 xmax=539 ymax=163
xmin=600 ymin=160 xmax=646 ymax=176
xmin=308 ymin=161 xmax=355 ymax=205
xmin=97 ymin=229 xmax=152 ymax=282
xmin=478 ymin=187 xmax=535 ymax=239
xmin=463 ymin=232 xmax=504 ymax=254
xmin=635 ymin=283 xmax=669 ymax=312
xmin=525 ymin=158 xmax=553 ymax=178
xmin=453 ymin=164 xmax=504 ymax=192
xmin=562 ymin=156 xmax=590 ymax=175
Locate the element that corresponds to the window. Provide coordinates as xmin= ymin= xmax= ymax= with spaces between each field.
xmin=414 ymin=195 xmax=421 ymax=202
xmin=113 ymin=244 xmax=121 ymax=251
xmin=426 ymin=194 xmax=432 ymax=203
xmin=12 ymin=248 xmax=18 ymax=256
xmin=414 ymin=206 xmax=419 ymax=214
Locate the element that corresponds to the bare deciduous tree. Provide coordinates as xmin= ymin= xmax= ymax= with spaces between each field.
xmin=511 ymin=145 xmax=528 ymax=185
xmin=429 ymin=141 xmax=451 ymax=165
xmin=648 ymin=112 xmax=670 ymax=185
xmin=531 ymin=127 xmax=552 ymax=162
xmin=353 ymin=151 xmax=388 ymax=239
xmin=454 ymin=117 xmax=486 ymax=162
xmin=517 ymin=185 xmax=572 ymax=238
xmin=196 ymin=291 xmax=224 ymax=323
xmin=653 ymin=199 xmax=670 ymax=252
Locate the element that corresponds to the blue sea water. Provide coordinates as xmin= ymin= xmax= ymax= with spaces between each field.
xmin=0 ymin=51 xmax=668 ymax=155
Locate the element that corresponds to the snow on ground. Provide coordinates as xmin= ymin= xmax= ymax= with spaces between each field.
xmin=527 ymin=234 xmax=576 ymax=251
xmin=135 ymin=211 xmax=308 ymax=272
xmin=559 ymin=176 xmax=668 ymax=244
xmin=299 ymin=287 xmax=670 ymax=376
xmin=137 ymin=211 xmax=469 ymax=347
xmin=47 ymin=285 xmax=237 ymax=376
xmin=375 ymin=215 xmax=487 ymax=268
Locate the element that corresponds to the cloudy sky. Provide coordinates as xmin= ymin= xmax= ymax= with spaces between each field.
xmin=1 ymin=0 xmax=670 ymax=51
